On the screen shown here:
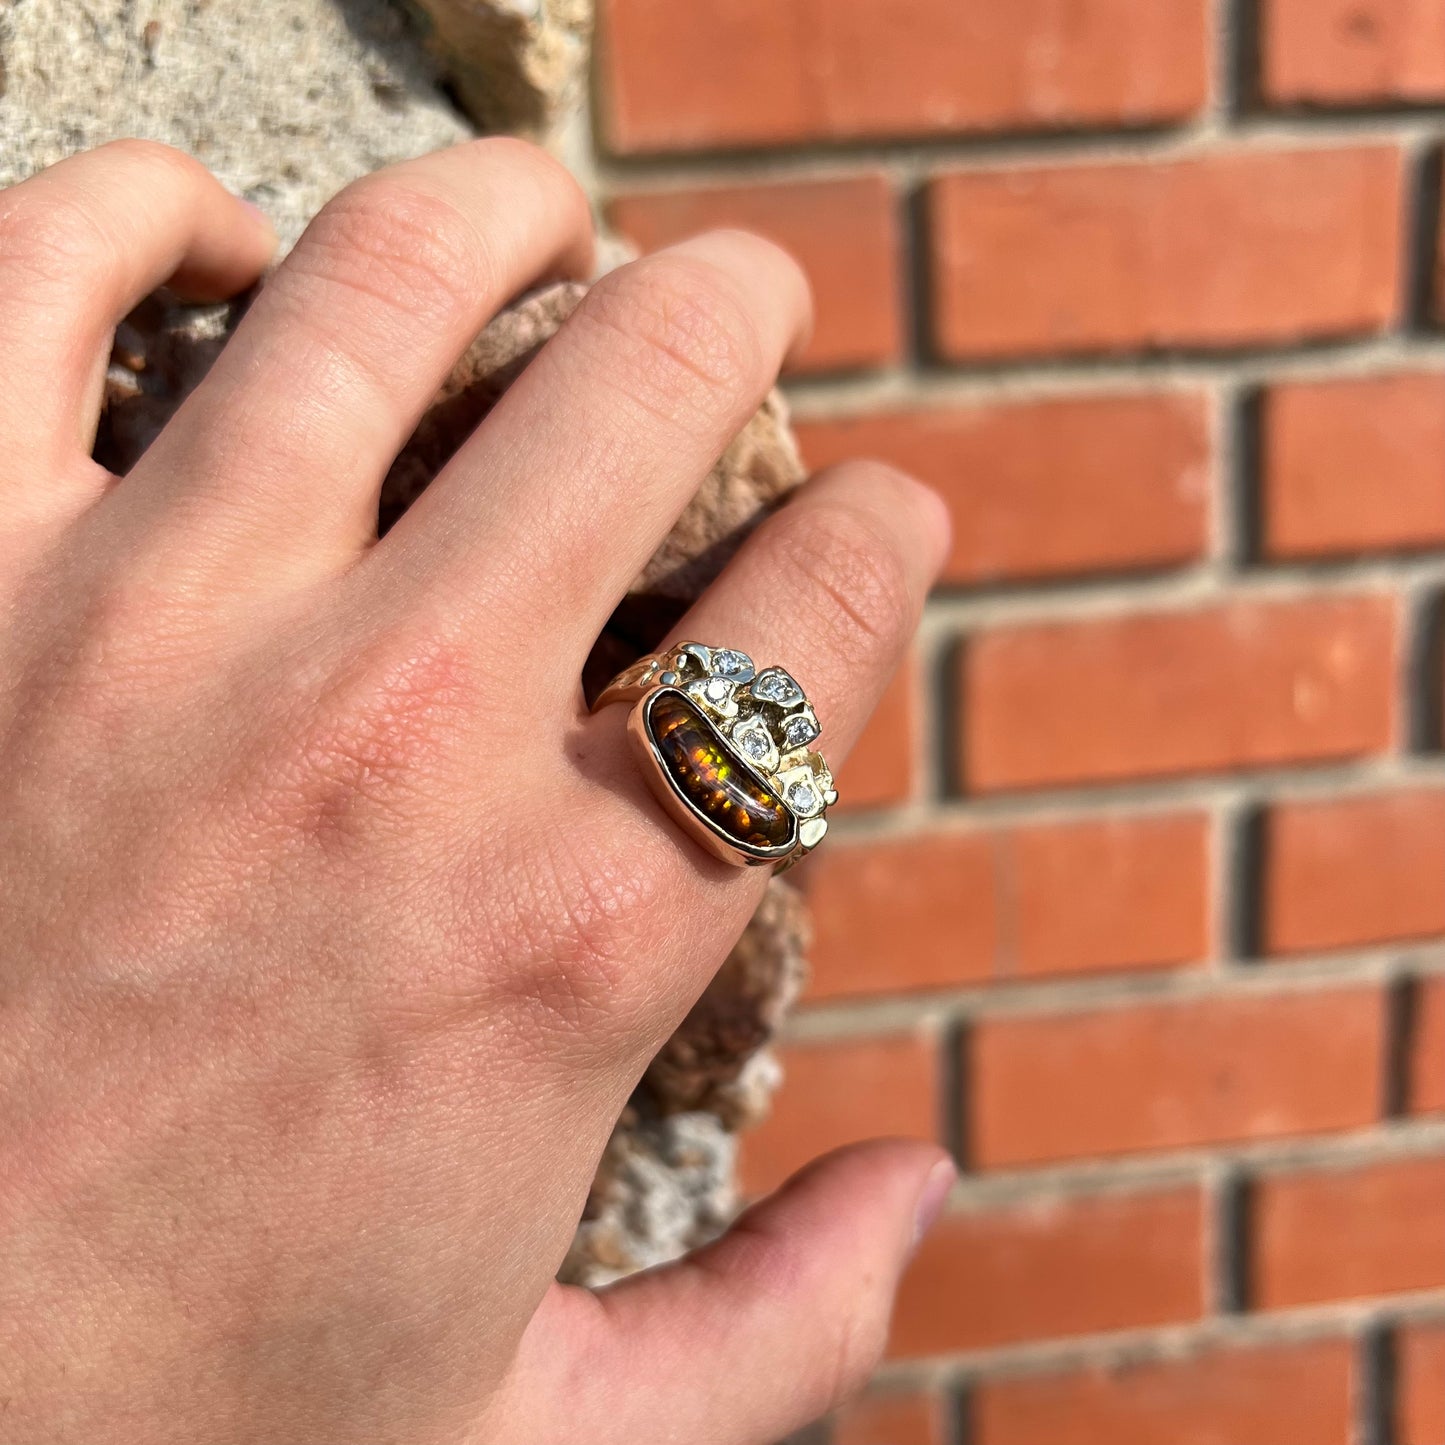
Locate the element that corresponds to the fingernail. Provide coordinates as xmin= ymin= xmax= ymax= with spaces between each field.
xmin=912 ymin=1157 xmax=957 ymax=1252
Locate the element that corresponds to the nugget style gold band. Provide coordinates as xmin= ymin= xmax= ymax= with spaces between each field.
xmin=593 ymin=642 xmax=836 ymax=871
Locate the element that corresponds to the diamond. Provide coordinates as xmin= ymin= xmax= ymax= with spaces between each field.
xmin=732 ymin=716 xmax=779 ymax=770
xmin=752 ymin=668 xmax=802 ymax=707
xmin=711 ymin=649 xmax=755 ymax=681
xmin=782 ymin=713 xmax=819 ymax=748
xmin=785 ymin=779 xmax=823 ymax=816
xmin=739 ymin=729 xmax=771 ymax=761
xmin=703 ymin=677 xmax=733 ymax=703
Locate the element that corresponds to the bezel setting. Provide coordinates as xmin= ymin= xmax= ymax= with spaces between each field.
xmin=596 ymin=641 xmax=836 ymax=871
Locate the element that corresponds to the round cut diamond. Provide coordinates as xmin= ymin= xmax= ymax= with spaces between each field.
xmin=703 ymin=677 xmax=733 ymax=703
xmin=783 ymin=713 xmax=819 ymax=748
xmin=753 ymin=668 xmax=802 ymax=706
xmin=739 ymin=728 xmax=771 ymax=761
xmin=785 ymin=779 xmax=822 ymax=816
xmin=711 ymin=649 xmax=754 ymax=680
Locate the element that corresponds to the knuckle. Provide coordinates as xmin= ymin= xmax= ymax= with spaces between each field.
xmin=4 ymin=576 xmax=215 ymax=759
xmin=709 ymin=1220 xmax=887 ymax=1416
xmin=818 ymin=1299 xmax=889 ymax=1414
xmin=485 ymin=827 xmax=672 ymax=1054
xmin=292 ymin=182 xmax=494 ymax=328
xmin=93 ymin=137 xmax=203 ymax=185
xmin=0 ymin=186 xmax=118 ymax=295
xmin=579 ymin=252 xmax=769 ymax=425
xmin=770 ymin=501 xmax=915 ymax=668
xmin=255 ymin=632 xmax=478 ymax=852
xmin=62 ymin=575 xmax=216 ymax=693
xmin=0 ymin=142 xmax=210 ymax=296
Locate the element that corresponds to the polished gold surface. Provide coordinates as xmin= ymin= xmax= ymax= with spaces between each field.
xmin=596 ymin=642 xmax=835 ymax=871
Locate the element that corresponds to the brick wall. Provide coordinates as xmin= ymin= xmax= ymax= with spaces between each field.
xmin=595 ymin=2 xmax=1445 ymax=1440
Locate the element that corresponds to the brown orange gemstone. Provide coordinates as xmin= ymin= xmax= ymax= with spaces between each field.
xmin=647 ymin=691 xmax=796 ymax=851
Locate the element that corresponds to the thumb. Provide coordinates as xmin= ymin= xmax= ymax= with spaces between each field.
xmin=508 ymin=1139 xmax=955 ymax=1445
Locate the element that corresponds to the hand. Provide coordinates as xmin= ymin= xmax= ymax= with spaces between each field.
xmin=0 ymin=138 xmax=954 ymax=1445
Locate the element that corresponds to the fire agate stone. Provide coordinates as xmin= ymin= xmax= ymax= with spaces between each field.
xmin=647 ymin=691 xmax=795 ymax=850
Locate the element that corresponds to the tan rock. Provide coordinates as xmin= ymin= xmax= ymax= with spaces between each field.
xmin=411 ymin=0 xmax=593 ymax=141
xmin=0 ymin=0 xmax=472 ymax=249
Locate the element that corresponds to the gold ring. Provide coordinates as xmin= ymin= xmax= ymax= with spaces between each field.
xmin=592 ymin=642 xmax=835 ymax=871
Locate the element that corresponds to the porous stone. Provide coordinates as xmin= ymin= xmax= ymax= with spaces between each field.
xmin=559 ymin=1108 xmax=738 ymax=1288
xmin=407 ymin=0 xmax=592 ymax=143
xmin=0 ymin=0 xmax=473 ymax=249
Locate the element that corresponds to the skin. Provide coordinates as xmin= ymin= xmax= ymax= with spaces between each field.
xmin=0 ymin=138 xmax=956 ymax=1445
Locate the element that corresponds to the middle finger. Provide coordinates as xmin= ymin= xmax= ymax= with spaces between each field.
xmin=111 ymin=139 xmax=593 ymax=587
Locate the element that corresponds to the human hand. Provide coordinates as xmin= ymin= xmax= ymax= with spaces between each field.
xmin=0 ymin=138 xmax=954 ymax=1445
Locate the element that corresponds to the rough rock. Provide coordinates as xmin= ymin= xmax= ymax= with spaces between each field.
xmin=0 ymin=0 xmax=473 ymax=248
xmin=562 ymin=883 xmax=810 ymax=1285
xmin=407 ymin=0 xmax=592 ymax=142
xmin=644 ymin=877 xmax=810 ymax=1131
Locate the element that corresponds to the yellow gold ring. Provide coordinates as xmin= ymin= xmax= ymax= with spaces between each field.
xmin=592 ymin=642 xmax=835 ymax=871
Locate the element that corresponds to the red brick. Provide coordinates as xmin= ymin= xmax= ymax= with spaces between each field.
xmin=608 ymin=176 xmax=901 ymax=374
xmin=974 ymin=1338 xmax=1355 ymax=1445
xmin=804 ymin=833 xmax=1003 ymax=1001
xmin=891 ymin=1187 xmax=1204 ymax=1357
xmin=1010 ymin=814 xmax=1212 ymax=980
xmin=959 ymin=595 xmax=1398 ymax=793
xmin=832 ymin=657 xmax=917 ymax=815
xmin=1262 ymin=0 xmax=1445 ymax=106
xmin=598 ymin=0 xmax=1210 ymax=154
xmin=738 ymin=1032 xmax=939 ymax=1197
xmin=1397 ymin=1324 xmax=1445 ymax=1445
xmin=929 ymin=148 xmax=1405 ymax=361
xmin=1250 ymin=1155 xmax=1445 ymax=1307
xmin=1411 ymin=977 xmax=1445 ymax=1114
xmin=804 ymin=814 xmax=1210 ymax=1001
xmin=1262 ymin=373 xmax=1445 ymax=559
xmin=794 ymin=394 xmax=1211 ymax=586
xmin=1261 ymin=790 xmax=1445 ymax=955
xmin=972 ymin=986 xmax=1384 ymax=1168
xmin=834 ymin=1390 xmax=946 ymax=1445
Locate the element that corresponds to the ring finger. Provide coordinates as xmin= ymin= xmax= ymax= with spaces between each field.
xmin=570 ymin=460 xmax=948 ymax=1029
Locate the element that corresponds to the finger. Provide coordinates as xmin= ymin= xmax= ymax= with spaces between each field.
xmin=114 ymin=138 xmax=594 ymax=585
xmin=501 ymin=1141 xmax=956 ymax=1445
xmin=666 ymin=459 xmax=949 ymax=756
xmin=543 ymin=461 xmax=946 ymax=1037
xmin=372 ymin=229 xmax=812 ymax=678
xmin=0 ymin=139 xmax=275 ymax=484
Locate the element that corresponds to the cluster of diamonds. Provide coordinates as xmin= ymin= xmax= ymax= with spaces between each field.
xmin=651 ymin=642 xmax=837 ymax=839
